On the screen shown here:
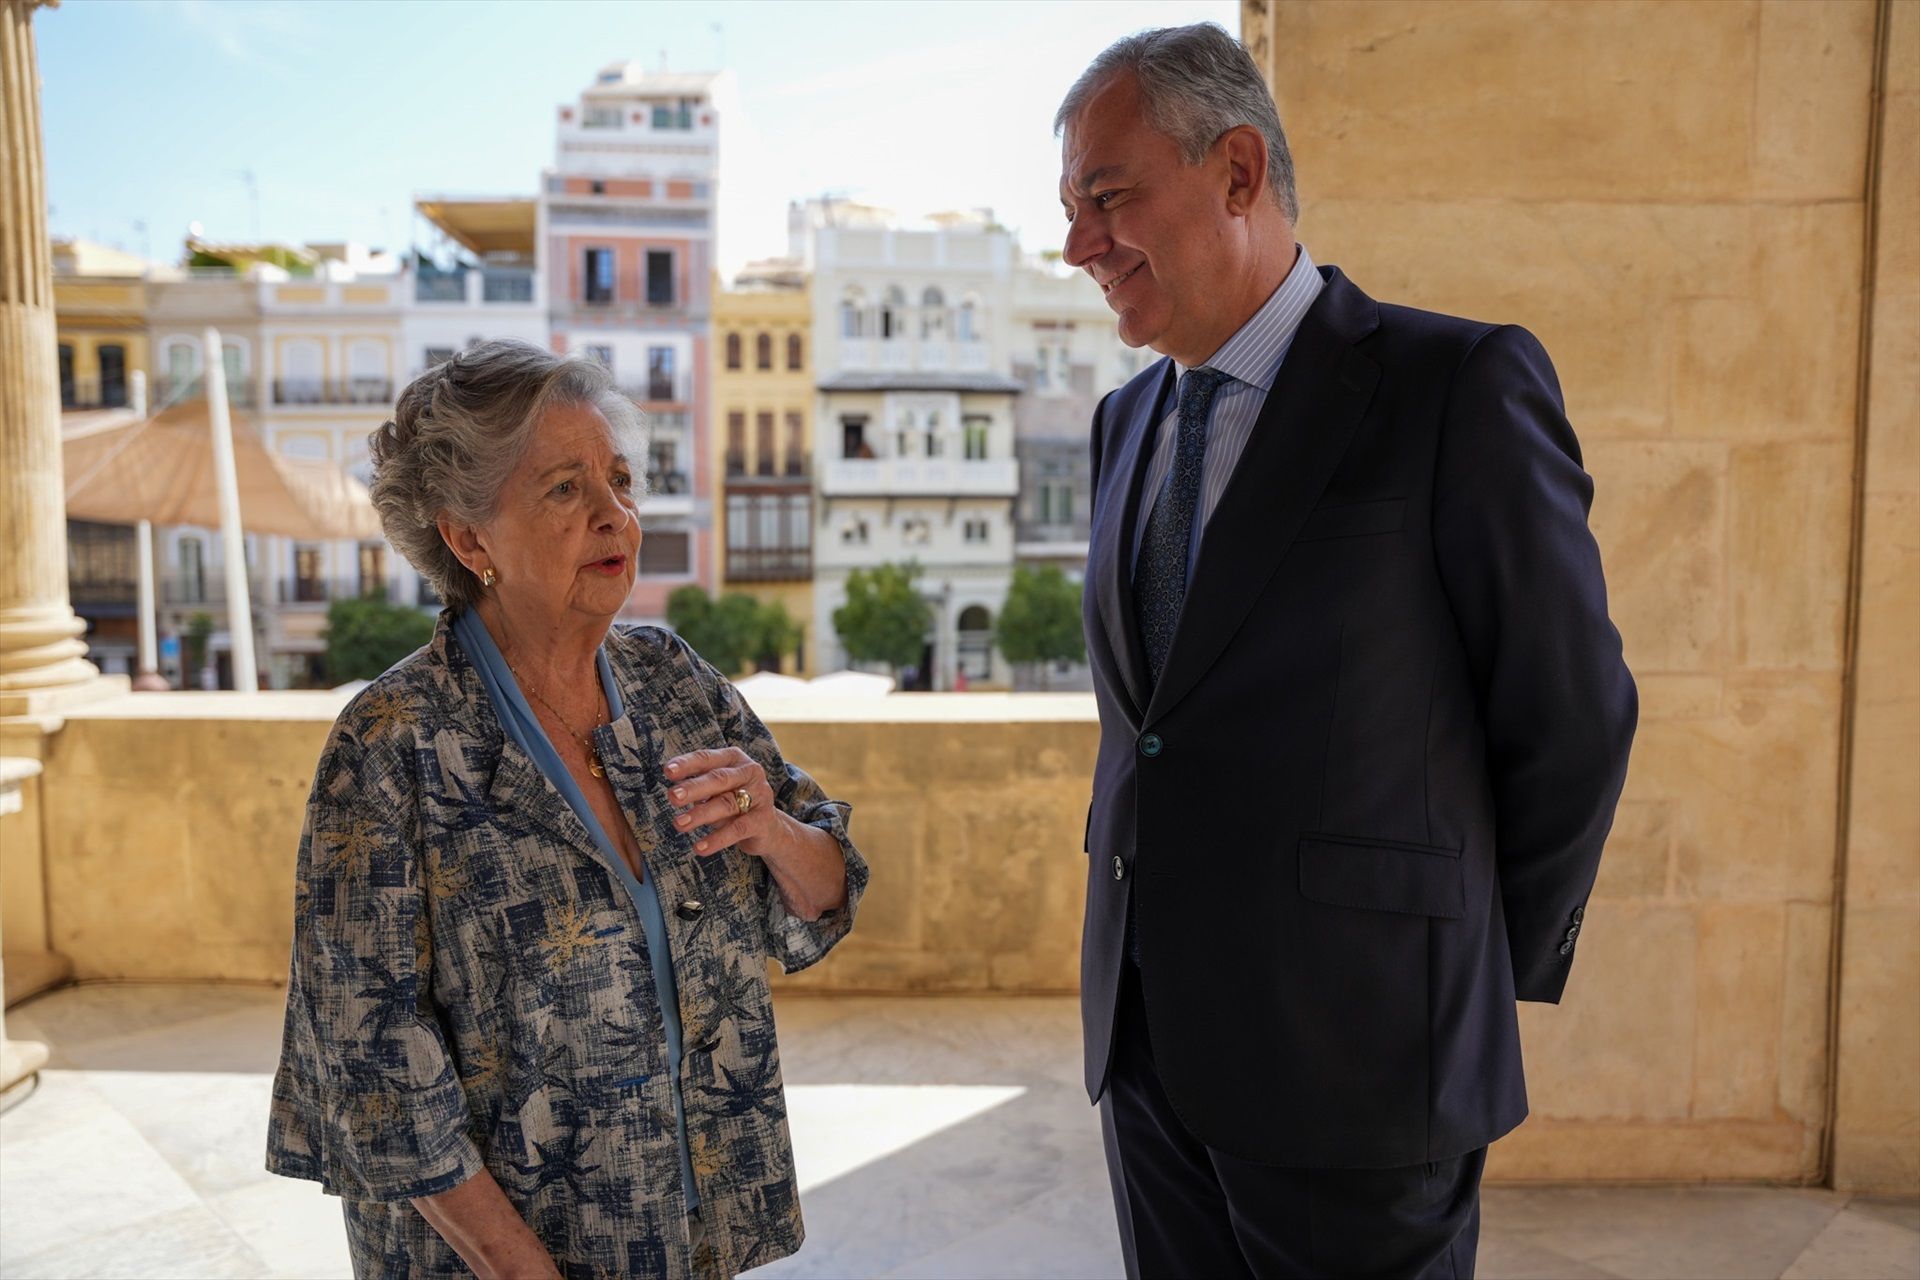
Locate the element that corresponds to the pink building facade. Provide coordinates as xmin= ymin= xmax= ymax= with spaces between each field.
xmin=542 ymin=66 xmax=724 ymax=621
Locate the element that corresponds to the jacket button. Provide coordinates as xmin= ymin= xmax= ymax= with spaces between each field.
xmin=1559 ymin=940 xmax=1575 ymax=956
xmin=677 ymin=900 xmax=705 ymax=921
xmin=1112 ymin=856 xmax=1126 ymax=881
xmin=1138 ymin=733 xmax=1163 ymax=758
xmin=1572 ymin=905 xmax=1586 ymax=923
xmin=1565 ymin=926 xmax=1580 ymax=942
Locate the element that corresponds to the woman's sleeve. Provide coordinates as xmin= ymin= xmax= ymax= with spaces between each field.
xmin=679 ymin=639 xmax=870 ymax=973
xmin=265 ymin=704 xmax=486 ymax=1201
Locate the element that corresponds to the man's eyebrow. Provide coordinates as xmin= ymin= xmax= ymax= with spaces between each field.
xmin=1067 ymin=164 xmax=1127 ymax=198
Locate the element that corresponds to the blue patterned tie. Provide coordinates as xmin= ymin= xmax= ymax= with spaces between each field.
xmin=1133 ymin=366 xmax=1231 ymax=687
xmin=1125 ymin=366 xmax=1227 ymax=968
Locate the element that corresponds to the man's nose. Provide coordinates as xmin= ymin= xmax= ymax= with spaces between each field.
xmin=1063 ymin=212 xmax=1108 ymax=270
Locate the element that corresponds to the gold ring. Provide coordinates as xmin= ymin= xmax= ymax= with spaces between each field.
xmin=735 ymin=787 xmax=753 ymax=815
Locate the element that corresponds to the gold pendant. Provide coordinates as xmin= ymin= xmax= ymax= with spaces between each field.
xmin=586 ymin=739 xmax=605 ymax=779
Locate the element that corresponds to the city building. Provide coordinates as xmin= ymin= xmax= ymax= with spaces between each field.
xmin=543 ymin=62 xmax=732 ymax=622
xmin=712 ymin=266 xmax=814 ymax=672
xmin=50 ymin=239 xmax=148 ymax=410
xmin=804 ymin=203 xmax=1024 ymax=689
xmin=1006 ymin=259 xmax=1137 ymax=690
xmin=403 ymin=194 xmax=549 ymax=374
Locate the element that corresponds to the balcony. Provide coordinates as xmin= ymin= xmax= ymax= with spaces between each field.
xmin=820 ymin=456 xmax=1019 ymax=497
xmin=413 ymin=266 xmax=537 ymax=305
xmin=273 ymin=576 xmax=407 ymax=607
xmin=725 ymin=545 xmax=811 ymax=582
xmin=158 ymin=573 xmax=270 ymax=608
xmin=620 ymin=377 xmax=692 ymax=407
xmin=645 ymin=468 xmax=691 ymax=496
xmin=58 ymin=377 xmax=130 ymax=411
xmin=835 ymin=337 xmax=991 ymax=375
xmin=271 ymin=378 xmax=395 ymax=408
xmin=152 ymin=376 xmax=259 ymax=409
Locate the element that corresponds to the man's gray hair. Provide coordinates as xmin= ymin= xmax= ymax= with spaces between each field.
xmin=368 ymin=338 xmax=647 ymax=612
xmin=1054 ymin=22 xmax=1299 ymax=223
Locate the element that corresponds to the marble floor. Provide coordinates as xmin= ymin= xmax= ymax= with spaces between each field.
xmin=0 ymin=983 xmax=1913 ymax=1280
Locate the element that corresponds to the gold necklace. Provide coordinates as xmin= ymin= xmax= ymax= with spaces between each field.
xmin=500 ymin=634 xmax=609 ymax=779
xmin=516 ymin=665 xmax=607 ymax=778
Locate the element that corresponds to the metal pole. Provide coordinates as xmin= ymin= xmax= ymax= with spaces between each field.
xmin=126 ymin=372 xmax=161 ymax=682
xmin=202 ymin=326 xmax=257 ymax=692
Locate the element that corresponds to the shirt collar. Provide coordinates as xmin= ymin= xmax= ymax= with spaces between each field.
xmin=1176 ymin=242 xmax=1323 ymax=392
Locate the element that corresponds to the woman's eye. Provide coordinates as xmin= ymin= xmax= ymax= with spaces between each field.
xmin=613 ymin=473 xmax=633 ymax=489
xmin=552 ymin=481 xmax=573 ymax=496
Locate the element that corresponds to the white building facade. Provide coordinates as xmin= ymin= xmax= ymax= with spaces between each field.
xmin=807 ymin=208 xmax=1023 ymax=689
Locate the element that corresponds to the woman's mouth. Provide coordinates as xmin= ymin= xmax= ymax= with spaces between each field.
xmin=1103 ymin=264 xmax=1141 ymax=296
xmin=588 ymin=555 xmax=627 ymax=575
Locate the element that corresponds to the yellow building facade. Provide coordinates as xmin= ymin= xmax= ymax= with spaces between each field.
xmin=710 ymin=276 xmax=816 ymax=673
xmin=51 ymin=240 xmax=150 ymax=410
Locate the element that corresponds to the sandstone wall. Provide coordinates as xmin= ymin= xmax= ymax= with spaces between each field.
xmin=1242 ymin=0 xmax=1916 ymax=1187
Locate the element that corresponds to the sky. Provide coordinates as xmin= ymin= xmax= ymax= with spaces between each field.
xmin=37 ymin=0 xmax=1238 ymax=277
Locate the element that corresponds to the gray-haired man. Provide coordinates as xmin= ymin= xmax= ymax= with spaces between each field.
xmin=1059 ymin=23 xmax=1636 ymax=1278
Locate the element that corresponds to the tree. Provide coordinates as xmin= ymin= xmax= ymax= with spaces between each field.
xmin=996 ymin=565 xmax=1086 ymax=689
xmin=325 ymin=592 xmax=435 ymax=684
xmin=668 ymin=586 xmax=803 ymax=677
xmin=183 ymin=612 xmax=215 ymax=683
xmin=833 ymin=561 xmax=930 ymax=673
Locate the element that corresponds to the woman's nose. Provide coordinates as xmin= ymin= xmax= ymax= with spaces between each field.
xmin=589 ymin=482 xmax=630 ymax=532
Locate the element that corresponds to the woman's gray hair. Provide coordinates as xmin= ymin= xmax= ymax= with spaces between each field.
xmin=1054 ymin=22 xmax=1299 ymax=223
xmin=368 ymin=338 xmax=648 ymax=612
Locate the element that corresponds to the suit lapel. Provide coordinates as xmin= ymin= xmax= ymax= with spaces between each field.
xmin=1088 ymin=360 xmax=1177 ymax=723
xmin=1143 ymin=270 xmax=1382 ymax=724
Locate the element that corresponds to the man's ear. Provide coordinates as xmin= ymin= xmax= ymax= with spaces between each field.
xmin=437 ymin=513 xmax=489 ymax=577
xmin=1218 ymin=125 xmax=1271 ymax=218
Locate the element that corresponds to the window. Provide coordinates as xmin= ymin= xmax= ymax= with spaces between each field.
xmin=583 ymin=247 xmax=615 ymax=304
xmin=647 ymin=346 xmax=675 ymax=401
xmin=840 ymin=517 xmax=870 ymax=546
xmin=841 ymin=415 xmax=871 ymax=460
xmin=725 ymin=332 xmax=741 ymax=370
xmin=1034 ymin=347 xmax=1051 ymax=391
xmin=755 ymin=332 xmax=773 ymax=371
xmin=957 ymin=604 xmax=993 ymax=680
xmin=963 ymin=518 xmax=990 ymax=544
xmin=726 ymin=411 xmax=746 ymax=476
xmin=881 ymin=286 xmax=905 ymax=339
xmin=920 ymin=287 xmax=946 ymax=338
xmin=424 ymin=346 xmax=455 ymax=369
xmin=901 ymin=516 xmax=930 ymax=546
xmin=98 ymin=344 xmax=127 ymax=407
xmin=178 ymin=537 xmax=205 ymax=602
xmin=584 ymin=345 xmax=614 ymax=372
xmin=647 ymin=435 xmax=682 ymax=491
xmin=357 ymin=543 xmax=387 ymax=598
xmin=639 ymin=529 xmax=690 ymax=575
xmin=840 ymin=292 xmax=865 ymax=338
xmin=584 ymin=104 xmax=623 ymax=129
xmin=786 ymin=333 xmax=803 ymax=370
xmin=590 ymin=178 xmax=607 ymax=195
xmin=222 ymin=343 xmax=245 ymax=400
xmin=293 ymin=544 xmax=327 ymax=602
xmin=650 ymin=99 xmax=695 ymax=130
xmin=1038 ymin=481 xmax=1073 ymax=525
xmin=755 ymin=411 xmax=776 ymax=476
xmin=963 ymin=415 xmax=990 ymax=461
xmin=645 ymin=250 xmax=674 ymax=306
xmin=957 ymin=299 xmax=978 ymax=341
xmin=58 ymin=344 xmax=74 ymax=406
xmin=784 ymin=411 xmax=805 ymax=475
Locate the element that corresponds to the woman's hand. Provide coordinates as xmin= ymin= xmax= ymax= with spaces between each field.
xmin=665 ymin=747 xmax=785 ymax=858
xmin=665 ymin=748 xmax=849 ymax=920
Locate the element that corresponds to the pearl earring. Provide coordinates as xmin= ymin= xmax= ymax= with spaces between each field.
xmin=480 ymin=568 xmax=497 ymax=587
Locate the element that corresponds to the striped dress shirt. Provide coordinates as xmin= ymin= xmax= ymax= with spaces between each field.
xmin=1132 ymin=243 xmax=1326 ymax=576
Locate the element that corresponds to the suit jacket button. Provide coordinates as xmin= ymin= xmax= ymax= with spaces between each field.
xmin=677 ymin=900 xmax=705 ymax=921
xmin=1572 ymin=905 xmax=1586 ymax=923
xmin=1138 ymin=733 xmax=1163 ymax=758
xmin=1565 ymin=925 xmax=1580 ymax=942
xmin=1112 ymin=856 xmax=1126 ymax=880
xmin=1559 ymin=940 xmax=1575 ymax=956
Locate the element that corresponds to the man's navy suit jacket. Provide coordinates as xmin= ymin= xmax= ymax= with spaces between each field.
xmin=1080 ymin=265 xmax=1638 ymax=1170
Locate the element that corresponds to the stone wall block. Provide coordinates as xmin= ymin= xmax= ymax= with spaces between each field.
xmin=1778 ymin=901 xmax=1834 ymax=1125
xmin=1584 ymin=441 xmax=1727 ymax=673
xmin=1751 ymin=0 xmax=1879 ymax=201
xmin=1593 ymin=798 xmax=1673 ymax=900
xmin=1729 ymin=442 xmax=1855 ymax=669
xmin=1690 ymin=903 xmax=1787 ymax=1119
xmin=1270 ymin=1 xmax=1760 ymax=203
xmin=1832 ymin=905 xmax=1920 ymax=1190
xmin=1517 ymin=904 xmax=1696 ymax=1120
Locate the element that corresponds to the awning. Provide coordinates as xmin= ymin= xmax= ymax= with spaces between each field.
xmin=415 ymin=195 xmax=537 ymax=258
xmin=62 ymin=401 xmax=383 ymax=541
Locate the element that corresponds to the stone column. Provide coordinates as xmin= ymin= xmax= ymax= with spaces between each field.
xmin=0 ymin=0 xmax=105 ymax=720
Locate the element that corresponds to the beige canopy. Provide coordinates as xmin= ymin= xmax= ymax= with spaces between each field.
xmin=62 ymin=401 xmax=383 ymax=541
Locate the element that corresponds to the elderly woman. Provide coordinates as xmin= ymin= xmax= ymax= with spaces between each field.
xmin=267 ymin=339 xmax=867 ymax=1279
